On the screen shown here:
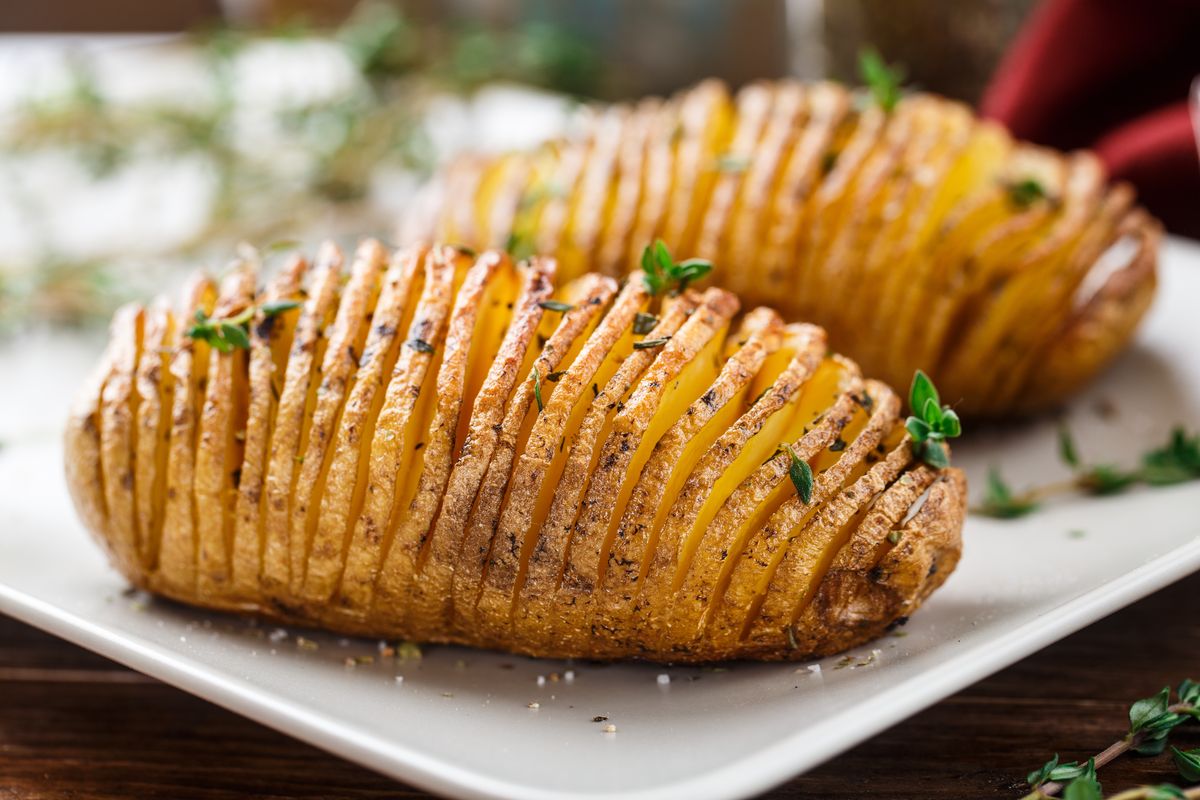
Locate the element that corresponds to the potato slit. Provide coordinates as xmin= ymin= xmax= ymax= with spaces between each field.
xmin=291 ymin=242 xmax=386 ymax=595
xmin=230 ymin=255 xmax=306 ymax=601
xmin=712 ymin=382 xmax=899 ymax=645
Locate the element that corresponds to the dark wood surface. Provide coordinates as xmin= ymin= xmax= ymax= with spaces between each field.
xmin=3 ymin=571 xmax=1199 ymax=799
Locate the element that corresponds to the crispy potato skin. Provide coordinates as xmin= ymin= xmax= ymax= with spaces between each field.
xmin=408 ymin=80 xmax=1159 ymax=418
xmin=65 ymin=245 xmax=966 ymax=663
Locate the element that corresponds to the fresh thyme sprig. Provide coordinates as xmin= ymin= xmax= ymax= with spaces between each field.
xmin=186 ymin=299 xmax=300 ymax=352
xmin=976 ymin=426 xmax=1200 ymax=519
xmin=905 ymin=370 xmax=961 ymax=468
xmin=858 ymin=48 xmax=905 ymax=113
xmin=639 ymin=240 xmax=713 ymax=297
xmin=1022 ymin=680 xmax=1200 ymax=799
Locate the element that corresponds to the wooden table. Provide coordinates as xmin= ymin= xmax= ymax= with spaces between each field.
xmin=3 ymin=571 xmax=1198 ymax=799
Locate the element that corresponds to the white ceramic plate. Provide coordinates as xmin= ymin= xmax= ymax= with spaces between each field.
xmin=2 ymin=239 xmax=1199 ymax=800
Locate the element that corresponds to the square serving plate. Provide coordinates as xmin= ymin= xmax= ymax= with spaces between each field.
xmin=2 ymin=239 xmax=1198 ymax=800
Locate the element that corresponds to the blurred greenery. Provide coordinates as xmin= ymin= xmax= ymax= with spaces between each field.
xmin=0 ymin=2 xmax=601 ymax=330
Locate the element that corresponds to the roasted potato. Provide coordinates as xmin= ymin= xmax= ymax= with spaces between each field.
xmin=64 ymin=241 xmax=965 ymax=662
xmin=403 ymin=80 xmax=1160 ymax=418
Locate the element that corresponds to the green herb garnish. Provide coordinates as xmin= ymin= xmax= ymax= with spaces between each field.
xmin=633 ymin=312 xmax=659 ymax=335
xmin=858 ymin=48 xmax=904 ymax=113
xmin=532 ymin=365 xmax=544 ymax=412
xmin=1008 ymin=177 xmax=1049 ymax=209
xmin=783 ymin=444 xmax=813 ymax=504
xmin=539 ymin=299 xmax=573 ymax=313
xmin=1172 ymin=747 xmax=1200 ymax=783
xmin=505 ymin=231 xmax=536 ymax=261
xmin=904 ymin=370 xmax=960 ymax=468
xmin=186 ymin=299 xmax=300 ymax=353
xmin=640 ymin=240 xmax=713 ymax=296
xmin=633 ymin=336 xmax=671 ymax=350
xmin=1021 ymin=680 xmax=1200 ymax=799
xmin=977 ymin=467 xmax=1039 ymax=519
xmin=979 ymin=425 xmax=1200 ymax=519
xmin=408 ymin=337 xmax=435 ymax=354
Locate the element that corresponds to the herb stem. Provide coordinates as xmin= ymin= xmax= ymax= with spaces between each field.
xmin=1022 ymin=703 xmax=1197 ymax=799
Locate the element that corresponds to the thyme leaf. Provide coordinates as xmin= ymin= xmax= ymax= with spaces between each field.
xmin=904 ymin=370 xmax=961 ymax=467
xmin=639 ymin=239 xmax=713 ymax=296
xmin=186 ymin=299 xmax=300 ymax=352
xmin=858 ymin=47 xmax=904 ymax=113
xmin=783 ymin=444 xmax=813 ymax=504
xmin=633 ymin=311 xmax=659 ymax=335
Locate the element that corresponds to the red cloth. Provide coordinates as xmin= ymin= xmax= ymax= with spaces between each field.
xmin=981 ymin=0 xmax=1200 ymax=237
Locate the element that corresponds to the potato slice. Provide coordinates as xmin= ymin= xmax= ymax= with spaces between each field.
xmin=437 ymin=156 xmax=488 ymax=246
xmin=1013 ymin=208 xmax=1159 ymax=413
xmin=559 ymin=106 xmax=628 ymax=279
xmin=784 ymin=465 xmax=965 ymax=659
xmin=938 ymin=153 xmax=1103 ymax=412
xmin=741 ymin=426 xmax=912 ymax=652
xmin=384 ymin=252 xmax=553 ymax=638
xmin=333 ymin=248 xmax=455 ymax=616
xmin=260 ymin=243 xmax=344 ymax=606
xmin=818 ymin=100 xmax=921 ymax=345
xmin=533 ymin=139 xmax=593 ymax=263
xmin=481 ymin=154 xmax=534 ymax=250
xmin=459 ymin=274 xmax=619 ymax=641
xmin=660 ymin=80 xmax=734 ymax=257
xmin=755 ymin=83 xmax=851 ymax=304
xmin=991 ymin=184 xmax=1134 ymax=409
xmin=228 ymin=254 xmax=307 ymax=603
xmin=193 ymin=263 xmax=257 ymax=597
xmin=591 ymin=307 xmax=785 ymax=645
xmin=791 ymin=102 xmax=884 ymax=296
xmin=512 ymin=283 xmax=697 ymax=648
xmin=656 ymin=372 xmax=865 ymax=653
xmin=132 ymin=298 xmax=176 ymax=571
xmin=633 ymin=323 xmax=826 ymax=638
xmin=97 ymin=303 xmax=144 ymax=579
xmin=694 ymin=82 xmax=775 ymax=282
xmin=624 ymin=98 xmax=681 ymax=268
xmin=285 ymin=241 xmax=386 ymax=598
xmin=301 ymin=247 xmax=424 ymax=603
xmin=156 ymin=276 xmax=217 ymax=598
xmin=723 ymin=81 xmax=806 ymax=299
xmin=471 ymin=276 xmax=645 ymax=637
xmin=886 ymin=119 xmax=1012 ymax=378
xmin=707 ymin=380 xmax=900 ymax=646
xmin=545 ymin=287 xmax=739 ymax=650
xmin=595 ymin=97 xmax=661 ymax=276
xmin=853 ymin=99 xmax=973 ymax=375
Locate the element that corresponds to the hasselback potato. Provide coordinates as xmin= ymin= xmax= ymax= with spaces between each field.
xmin=401 ymin=79 xmax=1161 ymax=417
xmin=65 ymin=240 xmax=965 ymax=662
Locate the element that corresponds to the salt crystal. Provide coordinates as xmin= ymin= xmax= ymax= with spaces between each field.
xmin=656 ymin=674 xmax=670 ymax=685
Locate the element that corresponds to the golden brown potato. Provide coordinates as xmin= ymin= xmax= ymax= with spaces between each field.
xmin=64 ymin=242 xmax=966 ymax=663
xmin=404 ymin=80 xmax=1160 ymax=418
